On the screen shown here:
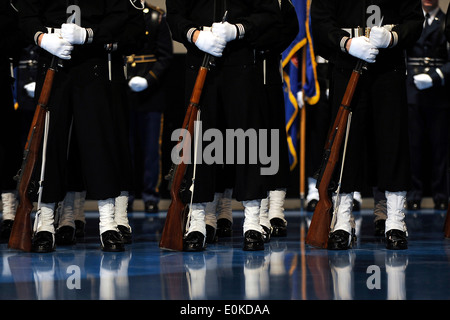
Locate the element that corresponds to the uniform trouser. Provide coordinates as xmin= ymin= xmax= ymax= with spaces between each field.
xmin=182 ymin=63 xmax=270 ymax=203
xmin=36 ymin=57 xmax=127 ymax=203
xmin=0 ymin=84 xmax=22 ymax=191
xmin=407 ymin=103 xmax=449 ymax=203
xmin=329 ymin=66 xmax=411 ymax=193
xmin=129 ymin=110 xmax=162 ymax=203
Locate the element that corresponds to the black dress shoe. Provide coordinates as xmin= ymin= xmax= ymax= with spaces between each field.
xmin=55 ymin=226 xmax=76 ymax=245
xmin=306 ymin=199 xmax=318 ymax=212
xmin=144 ymin=201 xmax=159 ymax=213
xmin=216 ymin=218 xmax=233 ymax=237
xmin=74 ymin=220 xmax=85 ymax=238
xmin=270 ymin=218 xmax=287 ymax=237
xmin=183 ymin=231 xmax=206 ymax=251
xmin=406 ymin=200 xmax=420 ymax=210
xmin=101 ymin=230 xmax=125 ymax=252
xmin=0 ymin=219 xmax=14 ymax=242
xmin=261 ymin=225 xmax=271 ymax=243
xmin=206 ymin=225 xmax=218 ymax=244
xmin=117 ymin=225 xmax=132 ymax=244
xmin=374 ymin=219 xmax=386 ymax=237
xmin=32 ymin=231 xmax=55 ymax=253
xmin=243 ymin=230 xmax=264 ymax=251
xmin=327 ymin=229 xmax=356 ymax=250
xmin=434 ymin=200 xmax=448 ymax=211
xmin=385 ymin=229 xmax=408 ymax=250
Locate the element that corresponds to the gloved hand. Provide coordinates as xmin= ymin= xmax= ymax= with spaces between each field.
xmin=194 ymin=30 xmax=226 ymax=57
xmin=24 ymin=82 xmax=36 ymax=98
xmin=413 ymin=74 xmax=433 ymax=90
xmin=212 ymin=22 xmax=237 ymax=42
xmin=61 ymin=23 xmax=87 ymax=44
xmin=128 ymin=76 xmax=148 ymax=92
xmin=369 ymin=26 xmax=392 ymax=48
xmin=348 ymin=36 xmax=379 ymax=63
xmin=40 ymin=33 xmax=74 ymax=60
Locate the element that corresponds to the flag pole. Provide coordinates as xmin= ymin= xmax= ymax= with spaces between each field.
xmin=300 ymin=44 xmax=307 ymax=209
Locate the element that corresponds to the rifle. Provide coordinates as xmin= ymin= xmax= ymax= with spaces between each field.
xmin=305 ymin=59 xmax=366 ymax=249
xmin=159 ymin=54 xmax=214 ymax=251
xmin=8 ymin=56 xmax=59 ymax=252
xmin=159 ymin=12 xmax=227 ymax=251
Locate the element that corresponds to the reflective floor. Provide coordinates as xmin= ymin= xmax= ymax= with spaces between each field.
xmin=1 ymin=206 xmax=450 ymax=303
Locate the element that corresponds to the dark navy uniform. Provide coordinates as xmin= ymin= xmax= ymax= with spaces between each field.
xmin=166 ymin=0 xmax=280 ymax=203
xmin=0 ymin=0 xmax=26 ymax=241
xmin=166 ymin=0 xmax=281 ymax=251
xmin=311 ymin=0 xmax=423 ymax=250
xmin=126 ymin=3 xmax=173 ymax=213
xmin=406 ymin=7 xmax=450 ymax=210
xmin=311 ymin=0 xmax=423 ymax=194
xmin=0 ymin=0 xmax=23 ymax=194
xmin=18 ymin=0 xmax=130 ymax=202
xmin=17 ymin=0 xmax=139 ymax=252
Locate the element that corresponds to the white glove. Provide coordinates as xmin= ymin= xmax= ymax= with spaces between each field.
xmin=24 ymin=82 xmax=36 ymax=98
xmin=61 ymin=23 xmax=87 ymax=44
xmin=297 ymin=91 xmax=304 ymax=109
xmin=369 ymin=26 xmax=392 ymax=48
xmin=195 ymin=30 xmax=226 ymax=57
xmin=413 ymin=74 xmax=433 ymax=90
xmin=128 ymin=76 xmax=148 ymax=92
xmin=348 ymin=36 xmax=379 ymax=63
xmin=40 ymin=33 xmax=74 ymax=60
xmin=212 ymin=22 xmax=237 ymax=42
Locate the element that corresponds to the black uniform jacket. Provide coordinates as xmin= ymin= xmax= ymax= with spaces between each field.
xmin=126 ymin=4 xmax=173 ymax=112
xmin=166 ymin=0 xmax=280 ymax=67
xmin=406 ymin=9 xmax=450 ymax=108
xmin=17 ymin=0 xmax=129 ymax=63
xmin=311 ymin=0 xmax=423 ymax=71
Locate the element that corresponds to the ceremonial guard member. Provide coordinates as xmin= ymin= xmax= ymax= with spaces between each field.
xmin=17 ymin=0 xmax=139 ymax=252
xmin=254 ymin=0 xmax=298 ymax=240
xmin=311 ymin=0 xmax=423 ymax=250
xmin=405 ymin=0 xmax=450 ymax=211
xmin=126 ymin=1 xmax=173 ymax=214
xmin=0 ymin=0 xmax=25 ymax=242
xmin=166 ymin=0 xmax=280 ymax=251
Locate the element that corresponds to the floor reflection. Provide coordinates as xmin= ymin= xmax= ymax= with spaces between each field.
xmin=0 ymin=209 xmax=449 ymax=300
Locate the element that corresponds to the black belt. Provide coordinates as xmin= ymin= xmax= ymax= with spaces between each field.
xmin=407 ymin=57 xmax=445 ymax=68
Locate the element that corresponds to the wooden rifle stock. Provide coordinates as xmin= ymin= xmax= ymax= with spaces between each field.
xmin=8 ymin=57 xmax=59 ymax=252
xmin=159 ymin=55 xmax=211 ymax=251
xmin=305 ymin=60 xmax=365 ymax=249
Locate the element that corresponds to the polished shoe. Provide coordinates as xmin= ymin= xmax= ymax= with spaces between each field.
xmin=32 ymin=231 xmax=55 ymax=253
xmin=261 ymin=225 xmax=271 ymax=243
xmin=144 ymin=200 xmax=159 ymax=213
xmin=406 ymin=200 xmax=420 ymax=211
xmin=74 ymin=220 xmax=85 ymax=238
xmin=270 ymin=218 xmax=287 ymax=237
xmin=206 ymin=225 xmax=218 ymax=244
xmin=216 ymin=218 xmax=233 ymax=238
xmin=118 ymin=225 xmax=132 ymax=244
xmin=327 ymin=229 xmax=356 ymax=250
xmin=101 ymin=230 xmax=125 ymax=252
xmin=374 ymin=219 xmax=386 ymax=237
xmin=55 ymin=226 xmax=76 ymax=245
xmin=183 ymin=231 xmax=206 ymax=251
xmin=0 ymin=219 xmax=14 ymax=242
xmin=243 ymin=230 xmax=264 ymax=251
xmin=306 ymin=199 xmax=318 ymax=212
xmin=385 ymin=229 xmax=408 ymax=250
xmin=434 ymin=200 xmax=447 ymax=211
